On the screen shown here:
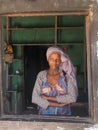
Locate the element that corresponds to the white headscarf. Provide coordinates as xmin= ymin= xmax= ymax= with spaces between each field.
xmin=46 ymin=46 xmax=78 ymax=95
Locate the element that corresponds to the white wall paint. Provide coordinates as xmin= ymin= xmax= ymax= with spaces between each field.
xmin=84 ymin=124 xmax=98 ymax=130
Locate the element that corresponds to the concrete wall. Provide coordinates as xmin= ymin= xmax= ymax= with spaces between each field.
xmin=0 ymin=0 xmax=96 ymax=14
xmin=0 ymin=121 xmax=93 ymax=130
xmin=0 ymin=0 xmax=98 ymax=129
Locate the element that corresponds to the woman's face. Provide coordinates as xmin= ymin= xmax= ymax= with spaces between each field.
xmin=48 ymin=53 xmax=61 ymax=70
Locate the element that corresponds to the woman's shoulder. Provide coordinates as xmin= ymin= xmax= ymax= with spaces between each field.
xmin=37 ymin=70 xmax=47 ymax=78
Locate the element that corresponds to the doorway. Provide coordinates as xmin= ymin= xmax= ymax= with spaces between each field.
xmin=24 ymin=46 xmax=48 ymax=113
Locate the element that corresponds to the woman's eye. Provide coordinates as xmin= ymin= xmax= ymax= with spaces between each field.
xmin=50 ymin=59 xmax=60 ymax=63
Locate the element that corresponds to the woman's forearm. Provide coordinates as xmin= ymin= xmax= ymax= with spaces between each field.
xmin=49 ymin=101 xmax=67 ymax=107
xmin=41 ymin=94 xmax=57 ymax=102
xmin=41 ymin=94 xmax=68 ymax=106
xmin=41 ymin=94 xmax=69 ymax=107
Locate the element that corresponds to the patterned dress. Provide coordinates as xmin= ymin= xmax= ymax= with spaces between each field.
xmin=38 ymin=74 xmax=71 ymax=116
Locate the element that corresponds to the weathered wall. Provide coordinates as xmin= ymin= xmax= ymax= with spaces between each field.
xmin=0 ymin=121 xmax=94 ymax=130
xmin=0 ymin=0 xmax=96 ymax=14
xmin=0 ymin=0 xmax=98 ymax=129
xmin=91 ymin=5 xmax=98 ymax=123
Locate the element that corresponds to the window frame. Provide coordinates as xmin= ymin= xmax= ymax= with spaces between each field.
xmin=0 ymin=11 xmax=94 ymax=123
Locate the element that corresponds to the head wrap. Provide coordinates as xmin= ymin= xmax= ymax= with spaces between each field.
xmin=46 ymin=46 xmax=78 ymax=95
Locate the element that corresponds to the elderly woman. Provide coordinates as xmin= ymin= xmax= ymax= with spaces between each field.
xmin=32 ymin=46 xmax=78 ymax=115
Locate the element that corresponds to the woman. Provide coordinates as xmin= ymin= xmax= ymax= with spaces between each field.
xmin=32 ymin=46 xmax=78 ymax=115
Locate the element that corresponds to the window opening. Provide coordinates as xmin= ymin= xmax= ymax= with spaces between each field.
xmin=24 ymin=46 xmax=48 ymax=114
xmin=2 ymin=14 xmax=90 ymax=119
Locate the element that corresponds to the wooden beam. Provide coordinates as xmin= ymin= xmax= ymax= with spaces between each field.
xmin=0 ymin=11 xmax=89 ymax=17
xmin=85 ymin=11 xmax=93 ymax=118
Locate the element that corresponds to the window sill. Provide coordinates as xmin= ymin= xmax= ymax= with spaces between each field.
xmin=0 ymin=114 xmax=93 ymax=124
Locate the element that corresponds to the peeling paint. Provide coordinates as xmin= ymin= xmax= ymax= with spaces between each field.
xmin=84 ymin=124 xmax=98 ymax=130
xmin=54 ymin=0 xmax=59 ymax=8
xmin=56 ymin=126 xmax=66 ymax=130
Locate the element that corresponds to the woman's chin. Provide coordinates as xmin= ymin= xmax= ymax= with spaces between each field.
xmin=50 ymin=67 xmax=58 ymax=71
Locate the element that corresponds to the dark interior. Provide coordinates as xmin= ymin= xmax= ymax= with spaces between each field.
xmin=24 ymin=46 xmax=49 ymax=114
xmin=23 ymin=46 xmax=88 ymax=116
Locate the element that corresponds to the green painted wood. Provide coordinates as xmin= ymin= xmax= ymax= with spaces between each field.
xmin=3 ymin=15 xmax=86 ymax=114
xmin=58 ymin=16 xmax=85 ymax=26
xmin=11 ymin=16 xmax=55 ymax=28
xmin=58 ymin=28 xmax=84 ymax=43
xmin=11 ymin=29 xmax=55 ymax=43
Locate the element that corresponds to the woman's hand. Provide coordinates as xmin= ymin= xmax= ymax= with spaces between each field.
xmin=41 ymin=94 xmax=56 ymax=101
xmin=41 ymin=94 xmax=48 ymax=100
xmin=49 ymin=101 xmax=67 ymax=107
xmin=41 ymin=94 xmax=67 ymax=107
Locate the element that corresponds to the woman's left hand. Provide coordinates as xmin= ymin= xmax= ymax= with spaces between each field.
xmin=41 ymin=94 xmax=48 ymax=100
xmin=41 ymin=94 xmax=57 ymax=102
xmin=41 ymin=94 xmax=67 ymax=107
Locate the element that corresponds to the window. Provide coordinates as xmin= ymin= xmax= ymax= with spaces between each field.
xmin=0 ymin=13 xmax=92 ymax=122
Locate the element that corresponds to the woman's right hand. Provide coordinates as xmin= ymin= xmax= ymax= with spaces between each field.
xmin=49 ymin=101 xmax=67 ymax=107
xmin=41 ymin=94 xmax=67 ymax=107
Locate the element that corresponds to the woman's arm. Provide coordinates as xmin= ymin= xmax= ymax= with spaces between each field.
xmin=41 ymin=94 xmax=67 ymax=107
xmin=41 ymin=94 xmax=57 ymax=102
xmin=49 ymin=101 xmax=67 ymax=107
xmin=41 ymin=77 xmax=78 ymax=104
xmin=56 ymin=78 xmax=78 ymax=104
xmin=32 ymin=71 xmax=49 ymax=109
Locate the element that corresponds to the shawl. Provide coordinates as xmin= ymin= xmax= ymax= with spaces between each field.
xmin=46 ymin=46 xmax=78 ymax=96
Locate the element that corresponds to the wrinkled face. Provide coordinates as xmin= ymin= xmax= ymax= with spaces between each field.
xmin=48 ymin=53 xmax=61 ymax=70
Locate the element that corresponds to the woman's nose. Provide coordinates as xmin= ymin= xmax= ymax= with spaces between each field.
xmin=53 ymin=60 xmax=58 ymax=64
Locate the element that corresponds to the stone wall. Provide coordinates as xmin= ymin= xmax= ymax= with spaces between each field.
xmin=0 ymin=0 xmax=98 ymax=128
